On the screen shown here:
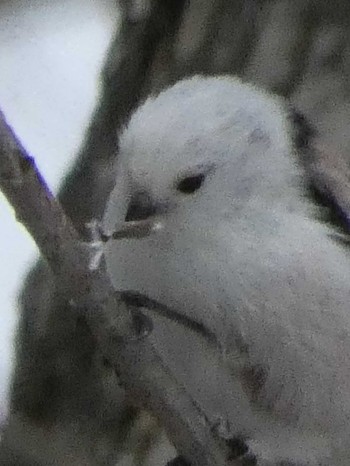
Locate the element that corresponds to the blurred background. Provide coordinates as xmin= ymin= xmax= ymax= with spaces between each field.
xmin=3 ymin=1 xmax=350 ymax=465
xmin=0 ymin=0 xmax=118 ymax=421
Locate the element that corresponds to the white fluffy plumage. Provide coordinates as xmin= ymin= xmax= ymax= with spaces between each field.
xmin=103 ymin=76 xmax=350 ymax=464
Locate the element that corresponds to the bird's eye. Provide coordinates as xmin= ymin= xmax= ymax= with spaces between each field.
xmin=176 ymin=174 xmax=205 ymax=194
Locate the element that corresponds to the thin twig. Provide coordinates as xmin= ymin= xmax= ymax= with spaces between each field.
xmin=0 ymin=110 xmax=80 ymax=274
xmin=121 ymin=291 xmax=219 ymax=347
xmin=0 ymin=109 xmax=233 ymax=466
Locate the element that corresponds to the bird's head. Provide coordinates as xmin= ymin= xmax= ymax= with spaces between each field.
xmin=103 ymin=76 xmax=305 ymax=238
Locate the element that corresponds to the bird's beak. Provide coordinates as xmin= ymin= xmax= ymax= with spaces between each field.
xmin=107 ymin=218 xmax=163 ymax=240
xmin=103 ymin=189 xmax=164 ymax=241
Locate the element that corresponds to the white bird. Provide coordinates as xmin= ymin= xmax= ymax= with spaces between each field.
xmin=103 ymin=75 xmax=350 ymax=465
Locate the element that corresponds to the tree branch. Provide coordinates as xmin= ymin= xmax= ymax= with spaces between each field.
xmin=0 ymin=110 xmax=233 ymax=466
xmin=0 ymin=110 xmax=79 ymax=273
